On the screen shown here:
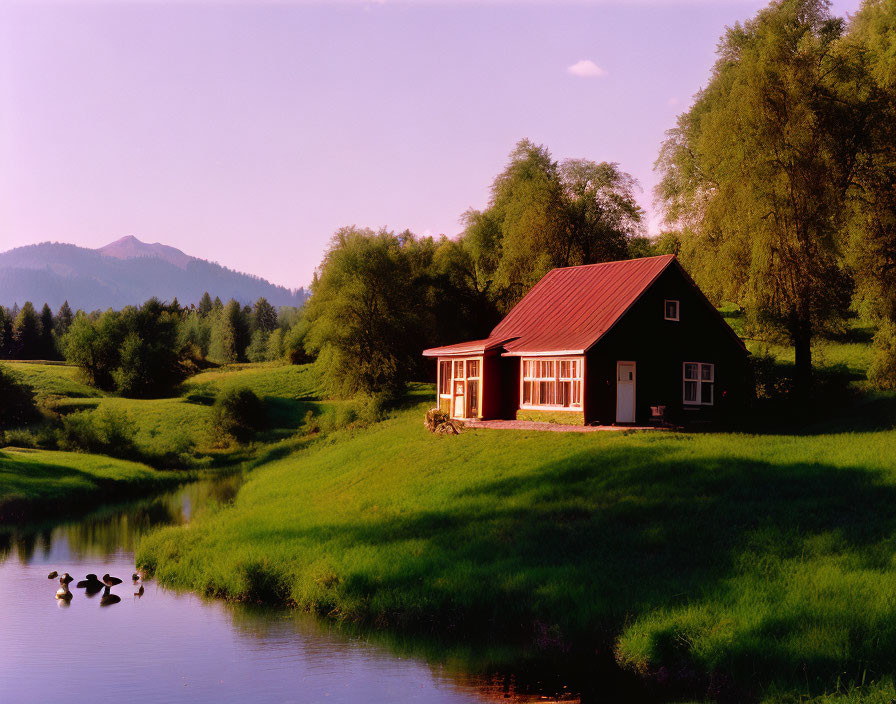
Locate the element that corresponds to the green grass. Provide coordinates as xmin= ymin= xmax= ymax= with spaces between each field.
xmin=0 ymin=447 xmax=181 ymax=522
xmin=3 ymin=361 xmax=328 ymax=467
xmin=136 ymin=384 xmax=896 ymax=702
xmin=4 ymin=360 xmax=104 ymax=401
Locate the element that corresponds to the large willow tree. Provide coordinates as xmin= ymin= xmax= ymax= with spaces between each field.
xmin=656 ymin=0 xmax=869 ymax=390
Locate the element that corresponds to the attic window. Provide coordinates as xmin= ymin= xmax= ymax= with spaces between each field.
xmin=664 ymin=299 xmax=679 ymax=321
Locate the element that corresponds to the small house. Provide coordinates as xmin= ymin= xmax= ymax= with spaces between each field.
xmin=422 ymin=255 xmax=749 ymax=426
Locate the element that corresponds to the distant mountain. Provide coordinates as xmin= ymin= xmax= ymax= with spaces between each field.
xmin=0 ymin=237 xmax=307 ymax=312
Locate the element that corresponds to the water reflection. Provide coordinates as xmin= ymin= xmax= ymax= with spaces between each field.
xmin=0 ymin=472 xmax=587 ymax=704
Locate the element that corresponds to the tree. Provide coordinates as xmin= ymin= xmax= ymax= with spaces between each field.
xmin=12 ymin=302 xmax=42 ymax=360
xmin=55 ymin=301 xmax=73 ymax=337
xmin=559 ymin=159 xmax=643 ymax=265
xmin=304 ymin=227 xmax=426 ymax=397
xmin=655 ymin=0 xmax=867 ymax=391
xmin=0 ymin=307 xmax=12 ymax=358
xmin=210 ymin=299 xmax=250 ymax=363
xmin=198 ymin=292 xmax=213 ymax=317
xmin=844 ymin=0 xmax=896 ymax=323
xmin=39 ymin=303 xmax=56 ymax=359
xmin=489 ymin=140 xmax=569 ymax=301
xmin=64 ymin=311 xmax=124 ymax=389
xmin=252 ymin=297 xmax=278 ymax=334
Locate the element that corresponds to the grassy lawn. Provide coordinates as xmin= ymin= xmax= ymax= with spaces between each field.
xmin=136 ymin=383 xmax=896 ymax=702
xmin=0 ymin=447 xmax=181 ymax=522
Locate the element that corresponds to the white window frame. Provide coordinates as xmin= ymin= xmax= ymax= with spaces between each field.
xmin=683 ymin=362 xmax=714 ymax=406
xmin=664 ymin=299 xmax=680 ymax=321
xmin=437 ymin=356 xmax=482 ymax=418
xmin=520 ymin=356 xmax=583 ymax=411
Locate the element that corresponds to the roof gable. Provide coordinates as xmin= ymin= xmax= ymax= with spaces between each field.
xmin=492 ymin=255 xmax=677 ymax=354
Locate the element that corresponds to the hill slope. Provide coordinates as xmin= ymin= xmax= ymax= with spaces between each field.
xmin=0 ymin=237 xmax=306 ymax=310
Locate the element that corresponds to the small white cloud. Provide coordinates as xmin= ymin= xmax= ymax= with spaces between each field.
xmin=567 ymin=60 xmax=607 ymax=78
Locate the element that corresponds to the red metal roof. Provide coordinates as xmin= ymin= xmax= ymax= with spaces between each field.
xmin=422 ymin=254 xmax=745 ymax=358
xmin=493 ymin=255 xmax=677 ymax=355
xmin=421 ymin=337 xmax=516 ymax=357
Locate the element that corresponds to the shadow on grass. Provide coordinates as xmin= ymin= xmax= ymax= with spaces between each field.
xmin=207 ymin=444 xmax=896 ymax=700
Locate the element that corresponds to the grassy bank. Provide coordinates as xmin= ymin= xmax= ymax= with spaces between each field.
xmin=0 ymin=447 xmax=182 ymax=522
xmin=136 ymin=384 xmax=896 ymax=701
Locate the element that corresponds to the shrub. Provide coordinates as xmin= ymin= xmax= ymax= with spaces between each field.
xmin=0 ymin=364 xmax=40 ymax=429
xmin=212 ymin=388 xmax=266 ymax=443
xmin=318 ymin=405 xmax=358 ymax=433
xmin=870 ymin=320 xmax=896 ymax=390
xmin=57 ymin=408 xmax=137 ymax=457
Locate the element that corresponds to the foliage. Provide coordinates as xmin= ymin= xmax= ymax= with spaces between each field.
xmin=63 ymin=298 xmax=186 ymax=397
xmin=304 ymin=227 xmax=431 ymax=397
xmin=57 ymin=407 xmax=138 ymax=458
xmin=12 ymin=302 xmax=43 ymax=360
xmin=211 ymin=387 xmax=266 ymax=443
xmin=655 ymin=0 xmax=870 ymax=390
xmin=464 ymin=140 xmax=644 ymax=308
xmin=869 ymin=319 xmax=896 ymax=390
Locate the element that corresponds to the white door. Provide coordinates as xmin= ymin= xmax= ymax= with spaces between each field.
xmin=616 ymin=362 xmax=636 ymax=423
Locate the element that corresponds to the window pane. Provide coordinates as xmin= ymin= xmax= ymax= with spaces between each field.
xmin=558 ymin=381 xmax=571 ymax=407
xmin=684 ymin=363 xmax=698 ymax=380
xmin=468 ymin=379 xmax=479 ymax=414
xmin=439 ymin=362 xmax=450 ymax=394
xmin=454 ymin=361 xmax=464 ymax=378
xmin=572 ymin=380 xmax=581 ymax=405
xmin=523 ymin=360 xmax=532 ymax=378
xmin=539 ymin=381 xmax=554 ymax=405
xmin=559 ymin=361 xmax=570 ymax=379
xmin=684 ymin=380 xmax=698 ymax=402
xmin=702 ymin=382 xmax=713 ymax=405
xmin=467 ymin=360 xmax=479 ymax=378
xmin=523 ymin=380 xmax=531 ymax=404
xmin=701 ymin=364 xmax=713 ymax=381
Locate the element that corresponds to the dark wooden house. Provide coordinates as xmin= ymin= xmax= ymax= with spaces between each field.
xmin=422 ymin=255 xmax=749 ymax=426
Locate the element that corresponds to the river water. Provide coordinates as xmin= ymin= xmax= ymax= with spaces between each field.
xmin=0 ymin=475 xmax=581 ymax=704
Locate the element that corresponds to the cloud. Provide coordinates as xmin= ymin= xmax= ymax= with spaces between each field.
xmin=667 ymin=97 xmax=680 ymax=107
xmin=567 ymin=60 xmax=607 ymax=78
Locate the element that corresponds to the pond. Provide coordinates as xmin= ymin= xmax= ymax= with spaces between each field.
xmin=0 ymin=474 xmax=585 ymax=703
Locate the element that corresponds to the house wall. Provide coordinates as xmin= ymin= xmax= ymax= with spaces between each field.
xmin=584 ymin=266 xmax=749 ymax=425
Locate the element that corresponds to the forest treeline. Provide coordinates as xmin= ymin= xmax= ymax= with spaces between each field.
xmin=0 ymin=295 xmax=308 ymax=397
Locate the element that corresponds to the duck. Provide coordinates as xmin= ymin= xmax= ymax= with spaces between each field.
xmin=59 ymin=573 xmax=74 ymax=585
xmin=134 ymin=584 xmax=144 ymax=597
xmin=100 ymin=586 xmax=121 ymax=607
xmin=102 ymin=574 xmax=123 ymax=587
xmin=132 ymin=572 xmax=140 ymax=582
xmin=55 ymin=583 xmax=73 ymax=601
xmin=76 ymin=573 xmax=105 ymax=595
xmin=47 ymin=571 xmax=58 ymax=579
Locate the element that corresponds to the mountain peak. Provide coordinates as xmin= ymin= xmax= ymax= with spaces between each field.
xmin=97 ymin=235 xmax=192 ymax=270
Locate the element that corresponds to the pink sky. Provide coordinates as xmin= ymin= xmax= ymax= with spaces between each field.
xmin=1 ymin=0 xmax=862 ymax=290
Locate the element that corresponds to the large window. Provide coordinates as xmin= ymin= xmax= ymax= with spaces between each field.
xmin=521 ymin=357 xmax=583 ymax=409
xmin=683 ymin=362 xmax=714 ymax=405
xmin=438 ymin=361 xmax=451 ymax=395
